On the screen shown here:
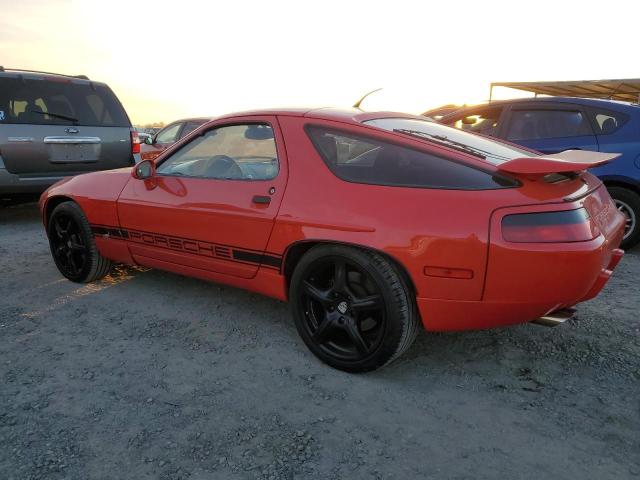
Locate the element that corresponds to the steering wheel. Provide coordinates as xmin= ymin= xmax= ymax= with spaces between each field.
xmin=204 ymin=155 xmax=243 ymax=179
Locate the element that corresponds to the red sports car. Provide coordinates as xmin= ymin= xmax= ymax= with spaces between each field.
xmin=40 ymin=108 xmax=626 ymax=372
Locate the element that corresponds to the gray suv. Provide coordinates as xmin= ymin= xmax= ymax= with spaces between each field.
xmin=0 ymin=67 xmax=140 ymax=195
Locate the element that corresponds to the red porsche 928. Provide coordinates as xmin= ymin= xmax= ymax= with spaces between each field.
xmin=40 ymin=108 xmax=626 ymax=372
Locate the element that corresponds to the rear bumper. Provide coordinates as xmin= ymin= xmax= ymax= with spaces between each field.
xmin=0 ymin=168 xmax=66 ymax=195
xmin=417 ymin=234 xmax=625 ymax=332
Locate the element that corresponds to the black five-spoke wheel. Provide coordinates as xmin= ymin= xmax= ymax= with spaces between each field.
xmin=302 ymin=257 xmax=386 ymax=361
xmin=47 ymin=202 xmax=113 ymax=283
xmin=50 ymin=212 xmax=88 ymax=278
xmin=291 ymin=245 xmax=419 ymax=372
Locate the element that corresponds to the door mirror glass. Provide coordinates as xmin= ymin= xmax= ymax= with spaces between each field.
xmin=133 ymin=159 xmax=155 ymax=179
xmin=144 ymin=136 xmax=154 ymax=145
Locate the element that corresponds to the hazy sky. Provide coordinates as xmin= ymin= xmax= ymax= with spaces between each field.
xmin=2 ymin=0 xmax=638 ymax=124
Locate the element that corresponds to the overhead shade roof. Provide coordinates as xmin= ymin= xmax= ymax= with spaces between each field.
xmin=491 ymin=79 xmax=640 ymax=103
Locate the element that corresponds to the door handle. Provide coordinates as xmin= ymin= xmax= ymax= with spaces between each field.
xmin=252 ymin=195 xmax=271 ymax=205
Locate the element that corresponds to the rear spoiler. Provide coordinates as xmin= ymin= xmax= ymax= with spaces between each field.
xmin=497 ymin=150 xmax=620 ymax=175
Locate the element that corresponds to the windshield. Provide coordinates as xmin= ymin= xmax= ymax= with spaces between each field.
xmin=364 ymin=117 xmax=537 ymax=165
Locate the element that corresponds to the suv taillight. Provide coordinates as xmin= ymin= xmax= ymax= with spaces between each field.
xmin=502 ymin=208 xmax=599 ymax=243
xmin=131 ymin=128 xmax=141 ymax=154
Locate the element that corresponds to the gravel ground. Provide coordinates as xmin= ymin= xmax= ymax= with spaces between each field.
xmin=1 ymin=201 xmax=638 ymax=480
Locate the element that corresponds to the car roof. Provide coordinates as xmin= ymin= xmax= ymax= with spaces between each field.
xmin=447 ymin=96 xmax=639 ymax=113
xmin=0 ymin=69 xmax=106 ymax=87
xmin=180 ymin=117 xmax=211 ymax=123
xmin=215 ymin=107 xmax=424 ymax=125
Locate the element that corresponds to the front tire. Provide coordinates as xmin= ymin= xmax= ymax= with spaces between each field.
xmin=47 ymin=201 xmax=112 ymax=283
xmin=290 ymin=245 xmax=419 ymax=373
xmin=608 ymin=186 xmax=640 ymax=249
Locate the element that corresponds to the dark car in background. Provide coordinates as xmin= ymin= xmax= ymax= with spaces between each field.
xmin=140 ymin=117 xmax=210 ymax=161
xmin=440 ymin=97 xmax=640 ymax=248
xmin=0 ymin=67 xmax=139 ymax=196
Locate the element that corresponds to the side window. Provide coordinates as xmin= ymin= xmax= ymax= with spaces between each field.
xmin=306 ymin=126 xmax=515 ymax=190
xmin=86 ymin=93 xmax=113 ymax=124
xmin=449 ymin=107 xmax=503 ymax=136
xmin=180 ymin=121 xmax=204 ymax=139
xmin=156 ymin=123 xmax=278 ymax=180
xmin=589 ymin=109 xmax=629 ymax=135
xmin=506 ymin=109 xmax=592 ymax=141
xmin=155 ymin=123 xmax=182 ymax=144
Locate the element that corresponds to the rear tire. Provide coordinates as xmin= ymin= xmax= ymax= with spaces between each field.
xmin=290 ymin=245 xmax=419 ymax=373
xmin=47 ymin=201 xmax=112 ymax=283
xmin=607 ymin=186 xmax=640 ymax=249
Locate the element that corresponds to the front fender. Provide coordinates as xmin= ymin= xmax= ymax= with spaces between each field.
xmin=40 ymin=168 xmax=133 ymax=230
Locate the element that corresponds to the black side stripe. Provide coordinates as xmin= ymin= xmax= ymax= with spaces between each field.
xmin=91 ymin=225 xmax=282 ymax=270
xmin=232 ymin=250 xmax=282 ymax=268
xmin=91 ymin=226 xmax=129 ymax=238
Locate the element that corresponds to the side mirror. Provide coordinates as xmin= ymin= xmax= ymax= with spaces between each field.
xmin=144 ymin=136 xmax=154 ymax=145
xmin=132 ymin=159 xmax=156 ymax=179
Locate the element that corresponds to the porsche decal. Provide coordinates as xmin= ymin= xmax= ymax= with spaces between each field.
xmin=90 ymin=225 xmax=282 ymax=270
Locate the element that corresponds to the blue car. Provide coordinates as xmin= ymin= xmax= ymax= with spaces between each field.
xmin=439 ymin=97 xmax=640 ymax=248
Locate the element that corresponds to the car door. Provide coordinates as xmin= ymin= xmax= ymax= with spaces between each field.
xmin=139 ymin=121 xmax=184 ymax=161
xmin=501 ymin=104 xmax=599 ymax=154
xmin=116 ymin=116 xmax=286 ymax=279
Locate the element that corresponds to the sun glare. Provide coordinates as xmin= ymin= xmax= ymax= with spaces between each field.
xmin=1 ymin=0 xmax=638 ymax=124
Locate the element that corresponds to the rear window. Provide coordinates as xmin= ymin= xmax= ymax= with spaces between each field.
xmin=0 ymin=76 xmax=130 ymax=127
xmin=306 ymin=125 xmax=517 ymax=190
xmin=364 ymin=117 xmax=536 ymax=165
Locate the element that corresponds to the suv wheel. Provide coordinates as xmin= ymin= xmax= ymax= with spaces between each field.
xmin=290 ymin=245 xmax=419 ymax=373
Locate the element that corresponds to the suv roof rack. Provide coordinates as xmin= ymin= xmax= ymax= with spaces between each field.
xmin=0 ymin=66 xmax=89 ymax=80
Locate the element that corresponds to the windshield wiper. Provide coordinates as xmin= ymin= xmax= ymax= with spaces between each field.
xmin=393 ymin=128 xmax=511 ymax=161
xmin=31 ymin=109 xmax=79 ymax=124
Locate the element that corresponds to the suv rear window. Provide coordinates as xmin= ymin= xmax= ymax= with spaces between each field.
xmin=0 ymin=77 xmax=130 ymax=127
xmin=306 ymin=125 xmax=517 ymax=190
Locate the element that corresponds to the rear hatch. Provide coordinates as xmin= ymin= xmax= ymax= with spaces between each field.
xmin=0 ymin=74 xmax=133 ymax=176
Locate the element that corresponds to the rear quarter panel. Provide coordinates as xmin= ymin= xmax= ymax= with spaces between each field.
xmin=269 ymin=116 xmax=500 ymax=301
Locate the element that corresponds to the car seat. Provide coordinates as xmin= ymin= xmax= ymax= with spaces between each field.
xmin=17 ymin=102 xmax=43 ymax=122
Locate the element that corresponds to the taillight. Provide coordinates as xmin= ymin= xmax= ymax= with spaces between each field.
xmin=502 ymin=208 xmax=599 ymax=243
xmin=130 ymin=128 xmax=141 ymax=154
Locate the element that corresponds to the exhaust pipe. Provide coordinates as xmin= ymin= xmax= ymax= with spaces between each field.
xmin=531 ymin=308 xmax=576 ymax=327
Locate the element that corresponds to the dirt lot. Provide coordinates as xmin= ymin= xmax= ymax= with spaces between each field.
xmin=0 ymin=201 xmax=638 ymax=480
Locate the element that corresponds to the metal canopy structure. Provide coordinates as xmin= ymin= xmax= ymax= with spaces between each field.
xmin=489 ymin=79 xmax=640 ymax=103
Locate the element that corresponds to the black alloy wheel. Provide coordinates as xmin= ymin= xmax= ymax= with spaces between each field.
xmin=291 ymin=245 xmax=419 ymax=372
xmin=50 ymin=212 xmax=88 ymax=278
xmin=47 ymin=202 xmax=113 ymax=283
